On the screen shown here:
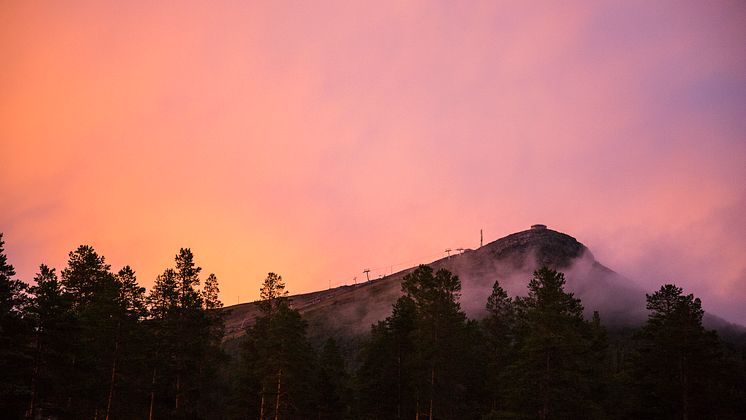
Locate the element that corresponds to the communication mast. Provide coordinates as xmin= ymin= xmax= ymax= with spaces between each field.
xmin=480 ymin=229 xmax=483 ymax=247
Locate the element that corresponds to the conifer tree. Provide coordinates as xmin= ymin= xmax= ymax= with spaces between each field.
xmin=359 ymin=265 xmax=482 ymax=419
xmin=26 ymin=264 xmax=73 ymax=418
xmin=316 ymin=337 xmax=349 ymax=419
xmin=504 ymin=267 xmax=606 ymax=419
xmin=259 ymin=272 xmax=287 ymax=316
xmin=104 ymin=266 xmax=147 ymax=419
xmin=146 ymin=268 xmax=179 ymax=419
xmin=243 ymin=273 xmax=315 ymax=420
xmin=0 ymin=233 xmax=31 ymax=417
xmin=401 ymin=265 xmax=472 ymax=419
xmin=203 ymin=273 xmax=222 ymax=310
xmin=148 ymin=248 xmax=223 ymax=418
xmin=357 ymin=296 xmax=418 ymax=419
xmin=60 ymin=245 xmax=121 ymax=417
xmin=483 ymin=279 xmax=516 ymax=414
xmin=632 ymin=284 xmax=730 ymax=419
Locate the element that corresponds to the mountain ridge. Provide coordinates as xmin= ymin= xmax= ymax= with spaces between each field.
xmin=222 ymin=225 xmax=745 ymax=344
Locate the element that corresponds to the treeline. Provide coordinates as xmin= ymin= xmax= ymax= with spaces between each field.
xmin=2 ymin=232 xmax=745 ymax=419
xmin=354 ymin=266 xmax=746 ymax=419
xmin=0 ymin=234 xmax=225 ymax=419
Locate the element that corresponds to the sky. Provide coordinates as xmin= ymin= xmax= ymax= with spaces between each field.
xmin=1 ymin=1 xmax=745 ymax=323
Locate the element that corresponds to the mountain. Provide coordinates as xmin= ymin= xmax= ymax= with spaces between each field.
xmin=222 ymin=225 xmax=745 ymax=344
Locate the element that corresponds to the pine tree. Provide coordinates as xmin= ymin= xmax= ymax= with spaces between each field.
xmin=175 ymin=248 xmax=202 ymax=309
xmin=259 ymin=272 xmax=287 ymax=316
xmin=357 ymin=296 xmax=418 ymax=419
xmin=0 ymin=233 xmax=31 ymax=417
xmin=61 ymin=245 xmax=113 ymax=309
xmin=243 ymin=273 xmax=315 ymax=420
xmin=632 ymin=284 xmax=731 ymax=419
xmin=203 ymin=273 xmax=222 ymax=310
xmin=504 ymin=267 xmax=607 ymax=419
xmin=316 ymin=338 xmax=349 ymax=419
xmin=199 ymin=272 xmax=227 ymax=419
xmin=146 ymin=249 xmax=225 ymax=419
xmin=482 ymin=279 xmax=516 ymax=414
xmin=146 ymin=268 xmax=180 ymax=419
xmin=60 ymin=245 xmax=123 ymax=417
xmin=104 ymin=266 xmax=148 ymax=419
xmin=401 ymin=265 xmax=473 ymax=419
xmin=26 ymin=264 xmax=74 ymax=418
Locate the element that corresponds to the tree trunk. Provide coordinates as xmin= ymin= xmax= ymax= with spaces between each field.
xmin=148 ymin=364 xmax=157 ymax=420
xmin=396 ymin=352 xmax=401 ymax=419
xmin=429 ymin=366 xmax=435 ymax=420
xmin=175 ymin=373 xmax=181 ymax=410
xmin=259 ymin=386 xmax=265 ymax=420
xmin=27 ymin=330 xmax=43 ymax=419
xmin=67 ymin=354 xmax=77 ymax=410
xmin=274 ymin=369 xmax=282 ymax=420
xmin=105 ymin=321 xmax=121 ymax=420
xmin=540 ymin=350 xmax=550 ymax=420
xmin=680 ymin=355 xmax=688 ymax=420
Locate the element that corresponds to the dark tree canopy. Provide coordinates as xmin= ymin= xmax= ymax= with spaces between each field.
xmin=632 ymin=284 xmax=739 ymax=419
xmin=1 ymin=232 xmax=744 ymax=420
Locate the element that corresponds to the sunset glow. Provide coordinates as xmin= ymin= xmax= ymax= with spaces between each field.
xmin=2 ymin=1 xmax=745 ymax=322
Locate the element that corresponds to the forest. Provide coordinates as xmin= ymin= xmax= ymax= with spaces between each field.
xmin=1 ymin=232 xmax=745 ymax=420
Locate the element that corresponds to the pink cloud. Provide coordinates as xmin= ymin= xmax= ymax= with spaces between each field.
xmin=1 ymin=1 xmax=744 ymax=322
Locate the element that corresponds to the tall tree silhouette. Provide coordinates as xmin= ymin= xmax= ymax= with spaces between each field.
xmin=504 ymin=267 xmax=607 ymax=419
xmin=60 ymin=245 xmax=122 ymax=417
xmin=401 ymin=265 xmax=475 ymax=419
xmin=482 ymin=279 xmax=516 ymax=414
xmin=357 ymin=295 xmax=418 ymax=419
xmin=104 ymin=266 xmax=147 ymax=419
xmin=146 ymin=248 xmax=224 ymax=418
xmin=316 ymin=337 xmax=349 ymax=419
xmin=243 ymin=273 xmax=314 ymax=420
xmin=26 ymin=264 xmax=73 ymax=418
xmin=359 ymin=265 xmax=482 ymax=419
xmin=0 ymin=233 xmax=31 ymax=417
xmin=632 ymin=284 xmax=733 ymax=419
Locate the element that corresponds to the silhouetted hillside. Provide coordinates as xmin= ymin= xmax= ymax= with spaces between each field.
xmin=223 ymin=225 xmax=745 ymax=346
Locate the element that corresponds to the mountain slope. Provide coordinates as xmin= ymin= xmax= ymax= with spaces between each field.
xmin=223 ymin=225 xmax=743 ymax=343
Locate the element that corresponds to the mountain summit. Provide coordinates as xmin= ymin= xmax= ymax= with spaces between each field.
xmin=223 ymin=225 xmax=741 ymax=342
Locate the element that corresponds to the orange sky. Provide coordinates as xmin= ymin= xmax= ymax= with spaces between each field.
xmin=2 ymin=1 xmax=745 ymax=323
